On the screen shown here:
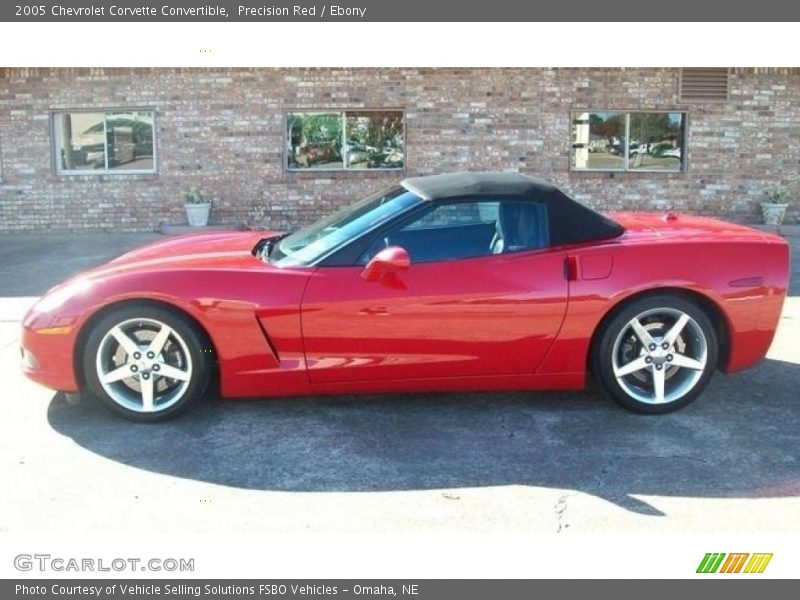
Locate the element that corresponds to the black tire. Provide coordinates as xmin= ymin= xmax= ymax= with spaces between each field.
xmin=82 ymin=304 xmax=213 ymax=422
xmin=592 ymin=294 xmax=718 ymax=414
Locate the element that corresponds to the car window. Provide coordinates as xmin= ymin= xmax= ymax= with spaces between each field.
xmin=269 ymin=187 xmax=422 ymax=267
xmin=404 ymin=201 xmax=499 ymax=229
xmin=360 ymin=199 xmax=548 ymax=264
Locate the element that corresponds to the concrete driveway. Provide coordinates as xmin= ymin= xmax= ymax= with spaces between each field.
xmin=0 ymin=231 xmax=798 ymax=533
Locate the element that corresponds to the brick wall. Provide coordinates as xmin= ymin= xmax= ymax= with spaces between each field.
xmin=0 ymin=67 xmax=798 ymax=232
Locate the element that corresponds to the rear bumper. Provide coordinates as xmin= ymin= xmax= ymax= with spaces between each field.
xmin=723 ymin=239 xmax=789 ymax=374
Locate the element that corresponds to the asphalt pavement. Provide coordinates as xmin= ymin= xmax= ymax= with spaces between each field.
xmin=0 ymin=230 xmax=798 ymax=533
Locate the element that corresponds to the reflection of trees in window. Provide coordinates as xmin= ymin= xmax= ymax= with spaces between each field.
xmin=590 ymin=112 xmax=625 ymax=139
xmin=628 ymin=113 xmax=684 ymax=170
xmin=631 ymin=113 xmax=675 ymax=144
xmin=572 ymin=111 xmax=686 ymax=172
xmin=287 ymin=113 xmax=343 ymax=169
xmin=287 ymin=110 xmax=404 ymax=171
xmin=55 ymin=110 xmax=155 ymax=174
xmin=573 ymin=111 xmax=625 ymax=170
xmin=345 ymin=111 xmax=404 ymax=169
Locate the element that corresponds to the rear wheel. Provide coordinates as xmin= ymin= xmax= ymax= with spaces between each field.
xmin=83 ymin=304 xmax=212 ymax=422
xmin=593 ymin=294 xmax=718 ymax=414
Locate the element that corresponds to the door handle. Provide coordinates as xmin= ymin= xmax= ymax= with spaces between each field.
xmin=564 ymin=256 xmax=578 ymax=281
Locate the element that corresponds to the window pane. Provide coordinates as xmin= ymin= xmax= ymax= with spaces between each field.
xmin=56 ymin=110 xmax=155 ymax=173
xmin=107 ymin=111 xmax=154 ymax=171
xmin=571 ymin=111 xmax=626 ymax=171
xmin=371 ymin=200 xmax=546 ymax=264
xmin=628 ymin=112 xmax=684 ymax=172
xmin=272 ymin=187 xmax=418 ymax=267
xmin=380 ymin=201 xmax=497 ymax=262
xmin=57 ymin=112 xmax=106 ymax=171
xmin=405 ymin=201 xmax=496 ymax=230
xmin=493 ymin=201 xmax=548 ymax=252
xmin=344 ymin=111 xmax=404 ymax=169
xmin=286 ymin=112 xmax=343 ymax=169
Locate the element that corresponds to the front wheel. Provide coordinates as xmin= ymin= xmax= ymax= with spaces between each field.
xmin=593 ymin=295 xmax=718 ymax=414
xmin=82 ymin=304 xmax=213 ymax=422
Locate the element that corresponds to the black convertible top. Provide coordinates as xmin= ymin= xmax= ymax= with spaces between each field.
xmin=401 ymin=172 xmax=625 ymax=246
xmin=402 ymin=172 xmax=558 ymax=200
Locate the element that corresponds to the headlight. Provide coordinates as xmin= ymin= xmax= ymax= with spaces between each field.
xmin=32 ymin=279 xmax=92 ymax=313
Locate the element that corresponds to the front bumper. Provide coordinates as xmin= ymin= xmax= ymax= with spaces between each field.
xmin=20 ymin=311 xmax=80 ymax=393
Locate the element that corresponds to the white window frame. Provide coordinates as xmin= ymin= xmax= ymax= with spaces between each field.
xmin=570 ymin=109 xmax=688 ymax=174
xmin=52 ymin=108 xmax=157 ymax=175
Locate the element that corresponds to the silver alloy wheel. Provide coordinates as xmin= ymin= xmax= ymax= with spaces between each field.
xmin=94 ymin=317 xmax=193 ymax=413
xmin=611 ymin=307 xmax=708 ymax=405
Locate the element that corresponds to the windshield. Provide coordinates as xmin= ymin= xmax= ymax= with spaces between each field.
xmin=269 ymin=186 xmax=422 ymax=267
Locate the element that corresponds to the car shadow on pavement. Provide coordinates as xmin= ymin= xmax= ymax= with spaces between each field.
xmin=47 ymin=357 xmax=800 ymax=516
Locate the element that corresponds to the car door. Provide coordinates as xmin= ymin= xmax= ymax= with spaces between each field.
xmin=300 ymin=198 xmax=569 ymax=384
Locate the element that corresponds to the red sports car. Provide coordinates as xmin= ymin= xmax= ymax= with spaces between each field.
xmin=21 ymin=173 xmax=789 ymax=421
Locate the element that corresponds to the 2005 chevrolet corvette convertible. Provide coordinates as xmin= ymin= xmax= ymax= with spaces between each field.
xmin=21 ymin=173 xmax=789 ymax=421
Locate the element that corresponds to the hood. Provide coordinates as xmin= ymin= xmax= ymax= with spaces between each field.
xmin=30 ymin=230 xmax=292 ymax=317
xmin=112 ymin=230 xmax=280 ymax=263
xmin=83 ymin=230 xmax=283 ymax=279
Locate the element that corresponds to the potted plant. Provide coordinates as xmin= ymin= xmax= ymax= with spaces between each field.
xmin=184 ymin=187 xmax=211 ymax=227
xmin=760 ymin=183 xmax=790 ymax=226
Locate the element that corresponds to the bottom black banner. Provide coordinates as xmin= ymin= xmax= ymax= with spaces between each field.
xmin=2 ymin=580 xmax=791 ymax=600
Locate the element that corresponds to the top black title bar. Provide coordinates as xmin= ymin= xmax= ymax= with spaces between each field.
xmin=3 ymin=0 xmax=800 ymax=21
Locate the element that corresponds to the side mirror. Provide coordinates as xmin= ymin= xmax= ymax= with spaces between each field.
xmin=361 ymin=246 xmax=410 ymax=282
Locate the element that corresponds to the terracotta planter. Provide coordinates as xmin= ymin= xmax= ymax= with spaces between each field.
xmin=760 ymin=202 xmax=788 ymax=226
xmin=184 ymin=203 xmax=211 ymax=227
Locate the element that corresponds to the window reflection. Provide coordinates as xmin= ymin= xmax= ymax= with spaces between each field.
xmin=287 ymin=110 xmax=405 ymax=171
xmin=572 ymin=111 xmax=685 ymax=172
xmin=56 ymin=110 xmax=155 ymax=173
xmin=572 ymin=111 xmax=625 ymax=171
xmin=345 ymin=111 xmax=404 ymax=169
xmin=628 ymin=112 xmax=684 ymax=171
xmin=286 ymin=112 xmax=343 ymax=169
xmin=57 ymin=112 xmax=106 ymax=171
